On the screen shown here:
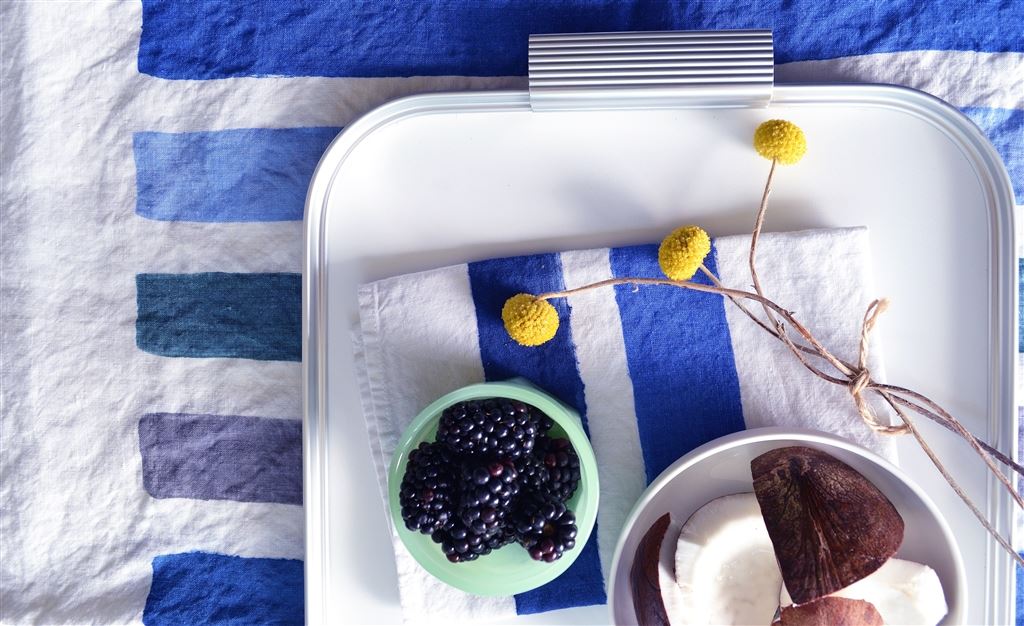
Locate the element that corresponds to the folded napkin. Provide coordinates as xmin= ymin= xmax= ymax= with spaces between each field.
xmin=354 ymin=227 xmax=894 ymax=623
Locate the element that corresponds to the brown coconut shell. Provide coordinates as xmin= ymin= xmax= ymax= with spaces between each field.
xmin=629 ymin=513 xmax=671 ymax=626
xmin=773 ymin=597 xmax=884 ymax=626
xmin=751 ymin=446 xmax=904 ymax=605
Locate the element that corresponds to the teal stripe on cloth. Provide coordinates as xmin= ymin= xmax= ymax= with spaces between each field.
xmin=135 ymin=273 xmax=301 ymax=361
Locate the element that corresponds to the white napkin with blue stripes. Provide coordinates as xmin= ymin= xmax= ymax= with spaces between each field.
xmin=354 ymin=227 xmax=894 ymax=622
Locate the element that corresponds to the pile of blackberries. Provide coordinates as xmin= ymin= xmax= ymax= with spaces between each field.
xmin=399 ymin=398 xmax=581 ymax=563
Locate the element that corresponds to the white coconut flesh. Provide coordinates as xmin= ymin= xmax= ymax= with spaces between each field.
xmin=672 ymin=493 xmax=782 ymax=625
xmin=780 ymin=558 xmax=948 ymax=626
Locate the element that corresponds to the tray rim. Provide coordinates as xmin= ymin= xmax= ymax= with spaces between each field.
xmin=302 ymin=83 xmax=1017 ymax=625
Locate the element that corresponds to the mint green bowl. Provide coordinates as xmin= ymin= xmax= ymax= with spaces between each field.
xmin=387 ymin=379 xmax=599 ymax=596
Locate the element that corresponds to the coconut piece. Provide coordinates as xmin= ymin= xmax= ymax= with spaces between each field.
xmin=773 ymin=597 xmax=884 ymax=626
xmin=657 ymin=515 xmax=686 ymax=625
xmin=630 ymin=513 xmax=672 ymax=626
xmin=780 ymin=558 xmax=948 ymax=626
xmin=751 ymin=446 xmax=904 ymax=604
xmin=673 ymin=493 xmax=782 ymax=625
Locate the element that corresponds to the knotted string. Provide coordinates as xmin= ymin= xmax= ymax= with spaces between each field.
xmin=850 ymin=299 xmax=908 ymax=435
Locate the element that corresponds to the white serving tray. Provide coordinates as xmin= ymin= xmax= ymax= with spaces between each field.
xmin=303 ymin=83 xmax=1016 ymax=624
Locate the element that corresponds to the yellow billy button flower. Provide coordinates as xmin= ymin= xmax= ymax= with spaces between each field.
xmin=659 ymin=225 xmax=711 ymax=281
xmin=502 ymin=293 xmax=560 ymax=347
xmin=753 ymin=119 xmax=807 ymax=165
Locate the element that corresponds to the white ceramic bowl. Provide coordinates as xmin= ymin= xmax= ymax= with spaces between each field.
xmin=608 ymin=428 xmax=966 ymax=625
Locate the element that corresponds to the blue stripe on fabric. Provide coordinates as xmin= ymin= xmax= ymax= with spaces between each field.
xmin=133 ymin=127 xmax=339 ymax=222
xmin=143 ymin=552 xmax=303 ymax=626
xmin=467 ymin=254 xmax=606 ymax=614
xmin=136 ymin=272 xmax=301 ymax=361
xmin=139 ymin=413 xmax=302 ymax=505
xmin=468 ymin=254 xmax=587 ymax=415
xmin=137 ymin=1 xmax=1024 ymax=79
xmin=1019 ymin=259 xmax=1023 ymax=353
xmin=610 ymin=244 xmax=745 ymax=484
xmin=961 ymin=107 xmax=1024 ymax=204
xmin=1018 ymin=552 xmax=1024 ymax=626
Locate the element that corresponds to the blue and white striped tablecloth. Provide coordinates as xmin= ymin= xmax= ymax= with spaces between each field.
xmin=1 ymin=1 xmax=1020 ymax=624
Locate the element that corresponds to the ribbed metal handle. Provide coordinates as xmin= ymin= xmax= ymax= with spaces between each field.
xmin=528 ymin=30 xmax=773 ymax=111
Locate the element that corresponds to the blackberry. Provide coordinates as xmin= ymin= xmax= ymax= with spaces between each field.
xmin=486 ymin=526 xmax=516 ymax=550
xmin=537 ymin=437 xmax=581 ymax=502
xmin=432 ymin=519 xmax=494 ymax=563
xmin=399 ymin=442 xmax=457 ymax=534
xmin=512 ymin=496 xmax=578 ymax=562
xmin=524 ymin=402 xmax=555 ymax=434
xmin=514 ymin=454 xmax=550 ymax=493
xmin=436 ymin=399 xmax=538 ymax=459
xmin=457 ymin=459 xmax=520 ymax=535
xmin=433 ymin=518 xmax=516 ymax=564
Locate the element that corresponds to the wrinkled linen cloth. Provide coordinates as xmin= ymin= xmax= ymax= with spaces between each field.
xmin=354 ymin=228 xmax=896 ymax=621
xmin=1 ymin=1 xmax=1021 ymax=624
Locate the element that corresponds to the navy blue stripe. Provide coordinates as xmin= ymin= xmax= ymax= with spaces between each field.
xmin=609 ymin=244 xmax=745 ymax=484
xmin=139 ymin=413 xmax=302 ymax=505
xmin=135 ymin=273 xmax=301 ymax=361
xmin=143 ymin=552 xmax=303 ymax=625
xmin=467 ymin=253 xmax=606 ymax=614
xmin=138 ymin=1 xmax=1023 ymax=79
xmin=961 ymin=107 xmax=1023 ymax=204
xmin=133 ymin=127 xmax=340 ymax=222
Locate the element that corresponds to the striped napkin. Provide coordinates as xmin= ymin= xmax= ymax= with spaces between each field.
xmin=354 ymin=227 xmax=894 ymax=622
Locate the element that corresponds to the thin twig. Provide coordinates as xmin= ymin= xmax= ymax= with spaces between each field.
xmin=877 ymin=390 xmax=1024 ymax=474
xmin=874 ymin=383 xmax=1022 ymax=507
xmin=885 ymin=399 xmax=1024 ymax=568
xmin=704 ymin=268 xmax=1024 ymax=474
xmin=747 ymin=161 xmax=854 ymax=379
xmin=542 ymin=274 xmax=1023 ymax=504
xmin=699 ymin=264 xmax=845 ymax=383
xmin=749 ymin=158 xmax=778 ymax=319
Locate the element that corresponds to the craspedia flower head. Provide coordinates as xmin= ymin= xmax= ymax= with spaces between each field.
xmin=502 ymin=293 xmax=560 ymax=347
xmin=658 ymin=225 xmax=711 ymax=280
xmin=753 ymin=119 xmax=807 ymax=165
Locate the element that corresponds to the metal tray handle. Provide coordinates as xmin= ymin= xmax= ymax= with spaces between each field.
xmin=528 ymin=29 xmax=773 ymax=111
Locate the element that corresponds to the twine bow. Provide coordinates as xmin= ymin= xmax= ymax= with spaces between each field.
xmin=847 ymin=299 xmax=908 ymax=436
